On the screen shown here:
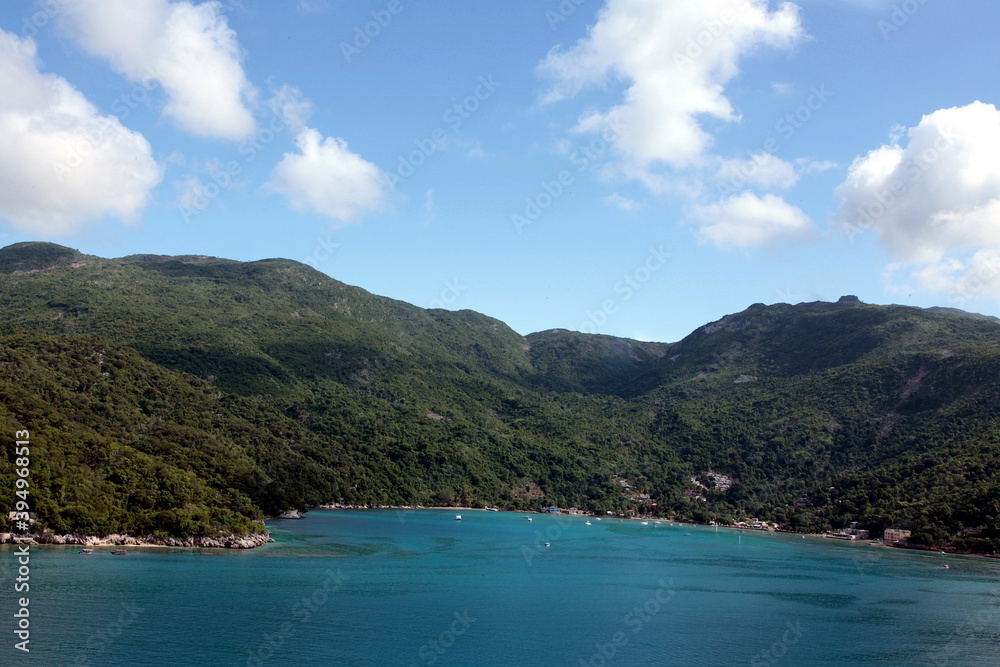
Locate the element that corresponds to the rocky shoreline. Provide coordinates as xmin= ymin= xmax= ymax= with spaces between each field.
xmin=0 ymin=531 xmax=274 ymax=549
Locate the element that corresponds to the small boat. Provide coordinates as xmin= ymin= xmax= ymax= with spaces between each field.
xmin=585 ymin=521 xmax=592 ymax=526
xmin=78 ymin=548 xmax=93 ymax=554
xmin=455 ymin=515 xmax=462 ymax=521
xmin=544 ymin=542 xmax=550 ymax=547
xmin=641 ymin=522 xmax=649 ymax=526
xmin=943 ymin=564 xmax=950 ymax=569
xmin=110 ymin=549 xmax=128 ymax=555
xmin=486 ymin=507 xmax=499 ymax=512
xmin=526 ymin=517 xmax=533 ymax=522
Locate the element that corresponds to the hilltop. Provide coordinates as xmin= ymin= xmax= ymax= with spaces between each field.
xmin=1 ymin=242 xmax=998 ymax=552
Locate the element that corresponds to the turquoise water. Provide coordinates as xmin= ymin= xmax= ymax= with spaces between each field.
xmin=3 ymin=509 xmax=999 ymax=665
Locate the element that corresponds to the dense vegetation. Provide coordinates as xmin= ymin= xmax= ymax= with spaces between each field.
xmin=1 ymin=242 xmax=999 ymax=552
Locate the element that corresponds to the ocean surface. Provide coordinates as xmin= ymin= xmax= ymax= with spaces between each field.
xmin=3 ymin=509 xmax=999 ymax=666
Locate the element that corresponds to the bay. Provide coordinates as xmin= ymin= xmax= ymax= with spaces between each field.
xmin=3 ymin=509 xmax=999 ymax=666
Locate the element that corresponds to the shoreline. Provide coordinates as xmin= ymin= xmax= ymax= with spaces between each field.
xmin=307 ymin=506 xmax=1000 ymax=560
xmin=7 ymin=508 xmax=996 ymax=559
xmin=0 ymin=531 xmax=273 ymax=549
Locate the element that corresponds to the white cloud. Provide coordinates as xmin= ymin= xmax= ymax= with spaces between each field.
xmin=267 ymin=84 xmax=313 ymax=133
xmin=60 ymin=0 xmax=257 ymax=140
xmin=833 ymin=101 xmax=1000 ymax=304
xmin=912 ymin=249 xmax=1000 ymax=305
xmin=604 ymin=193 xmax=642 ymax=213
xmin=0 ymin=31 xmax=161 ymax=236
xmin=834 ymin=102 xmax=1000 ymax=262
xmin=262 ymin=86 xmax=388 ymax=226
xmin=717 ymin=152 xmax=799 ymax=190
xmin=268 ymin=128 xmax=389 ymax=224
xmin=797 ymin=158 xmax=838 ymax=175
xmin=694 ymin=192 xmax=814 ymax=249
xmin=175 ymin=175 xmax=209 ymax=211
xmin=538 ymin=0 xmax=804 ymax=172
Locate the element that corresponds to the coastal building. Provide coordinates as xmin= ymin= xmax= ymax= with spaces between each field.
xmin=827 ymin=525 xmax=870 ymax=540
xmin=630 ymin=493 xmax=655 ymax=506
xmin=843 ymin=523 xmax=870 ymax=540
xmin=705 ymin=471 xmax=733 ymax=490
xmin=612 ymin=476 xmax=633 ymax=493
xmin=683 ymin=489 xmax=707 ymax=501
xmin=883 ymin=528 xmax=911 ymax=543
xmin=826 ymin=532 xmax=855 ymax=540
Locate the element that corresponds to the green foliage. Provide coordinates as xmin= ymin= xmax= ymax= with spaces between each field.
xmin=1 ymin=244 xmax=999 ymax=551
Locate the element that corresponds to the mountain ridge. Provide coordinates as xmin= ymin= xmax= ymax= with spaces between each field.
xmin=2 ymin=242 xmax=999 ymax=552
xmin=4 ymin=242 xmax=998 ymax=343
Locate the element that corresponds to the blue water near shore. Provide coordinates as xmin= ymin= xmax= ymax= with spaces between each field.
xmin=3 ymin=509 xmax=1000 ymax=665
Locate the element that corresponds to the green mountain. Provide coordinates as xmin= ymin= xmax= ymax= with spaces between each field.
xmin=1 ymin=242 xmax=999 ymax=552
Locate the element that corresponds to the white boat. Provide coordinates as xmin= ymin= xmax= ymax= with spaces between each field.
xmin=455 ymin=515 xmax=462 ymax=521
xmin=526 ymin=517 xmax=533 ymax=522
xmin=641 ymin=522 xmax=649 ymax=525
xmin=585 ymin=521 xmax=592 ymax=526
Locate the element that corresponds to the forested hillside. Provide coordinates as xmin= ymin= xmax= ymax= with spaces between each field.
xmin=1 ymin=242 xmax=998 ymax=552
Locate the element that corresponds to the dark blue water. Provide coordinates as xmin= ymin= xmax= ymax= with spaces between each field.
xmin=2 ymin=509 xmax=998 ymax=665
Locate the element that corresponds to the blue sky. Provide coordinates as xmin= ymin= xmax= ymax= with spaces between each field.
xmin=2 ymin=0 xmax=1000 ymax=343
